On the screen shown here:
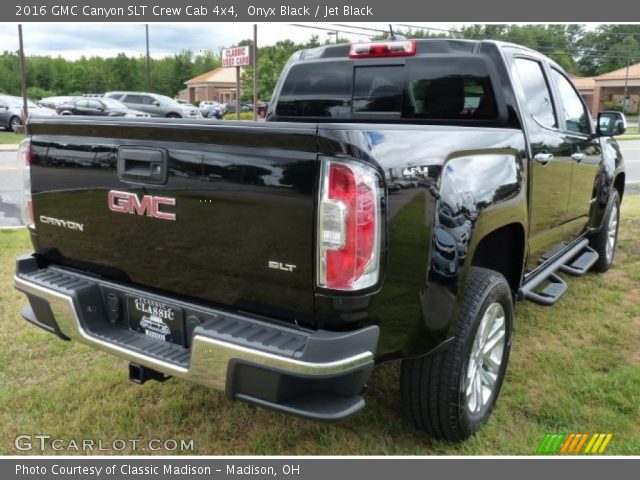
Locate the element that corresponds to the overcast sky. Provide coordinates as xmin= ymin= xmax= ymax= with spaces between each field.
xmin=0 ymin=23 xmax=471 ymax=59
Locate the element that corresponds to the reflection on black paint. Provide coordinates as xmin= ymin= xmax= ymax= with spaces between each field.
xmin=316 ymin=127 xmax=526 ymax=357
xmin=29 ymin=125 xmax=319 ymax=325
xmin=429 ymin=154 xmax=520 ymax=286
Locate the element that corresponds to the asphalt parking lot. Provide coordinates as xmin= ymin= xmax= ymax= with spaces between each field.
xmin=0 ymin=149 xmax=21 ymax=228
xmin=621 ymin=139 xmax=640 ymax=188
xmin=1 ymin=139 xmax=640 ymax=228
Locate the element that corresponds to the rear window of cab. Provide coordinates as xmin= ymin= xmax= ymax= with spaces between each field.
xmin=275 ymin=57 xmax=499 ymax=122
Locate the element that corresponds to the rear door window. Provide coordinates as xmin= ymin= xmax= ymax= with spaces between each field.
xmin=513 ymin=58 xmax=557 ymax=129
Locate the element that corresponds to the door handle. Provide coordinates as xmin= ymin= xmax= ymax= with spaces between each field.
xmin=117 ymin=147 xmax=168 ymax=185
xmin=534 ymin=153 xmax=554 ymax=165
xmin=571 ymin=152 xmax=586 ymax=162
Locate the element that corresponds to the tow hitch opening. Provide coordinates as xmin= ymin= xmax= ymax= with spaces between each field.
xmin=128 ymin=363 xmax=170 ymax=384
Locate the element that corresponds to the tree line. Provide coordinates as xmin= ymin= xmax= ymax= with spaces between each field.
xmin=1 ymin=24 xmax=639 ymax=102
xmin=0 ymin=49 xmax=220 ymax=100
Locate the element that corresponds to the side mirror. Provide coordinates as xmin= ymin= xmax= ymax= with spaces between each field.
xmin=597 ymin=111 xmax=627 ymax=137
xmin=152 ymin=100 xmax=160 ymax=107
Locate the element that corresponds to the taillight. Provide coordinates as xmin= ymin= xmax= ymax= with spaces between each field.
xmin=317 ymin=160 xmax=381 ymax=291
xmin=349 ymin=40 xmax=416 ymax=58
xmin=17 ymin=139 xmax=34 ymax=228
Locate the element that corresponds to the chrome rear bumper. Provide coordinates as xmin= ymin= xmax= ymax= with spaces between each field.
xmin=14 ymin=255 xmax=378 ymax=420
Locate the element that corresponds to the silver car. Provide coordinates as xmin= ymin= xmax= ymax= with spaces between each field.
xmin=103 ymin=91 xmax=199 ymax=118
xmin=0 ymin=95 xmax=58 ymax=132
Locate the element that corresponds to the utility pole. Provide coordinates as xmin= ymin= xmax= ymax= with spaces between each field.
xmin=253 ymin=24 xmax=258 ymax=121
xmin=622 ymin=57 xmax=630 ymax=115
xmin=236 ymin=64 xmax=240 ymax=120
xmin=18 ymin=24 xmax=28 ymax=130
xmin=145 ymin=24 xmax=151 ymax=91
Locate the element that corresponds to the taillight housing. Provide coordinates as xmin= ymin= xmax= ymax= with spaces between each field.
xmin=317 ymin=159 xmax=382 ymax=291
xmin=349 ymin=40 xmax=416 ymax=58
xmin=17 ymin=139 xmax=34 ymax=228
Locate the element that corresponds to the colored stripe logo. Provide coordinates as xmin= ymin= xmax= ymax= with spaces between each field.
xmin=536 ymin=433 xmax=613 ymax=454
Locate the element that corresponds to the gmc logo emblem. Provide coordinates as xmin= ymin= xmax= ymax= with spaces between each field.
xmin=108 ymin=190 xmax=176 ymax=221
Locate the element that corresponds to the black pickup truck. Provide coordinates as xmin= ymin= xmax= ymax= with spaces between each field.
xmin=14 ymin=39 xmax=626 ymax=442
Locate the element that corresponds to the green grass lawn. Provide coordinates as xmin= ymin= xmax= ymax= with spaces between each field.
xmin=223 ymin=112 xmax=255 ymax=121
xmin=1 ymin=197 xmax=639 ymax=455
xmin=0 ymin=132 xmax=24 ymax=144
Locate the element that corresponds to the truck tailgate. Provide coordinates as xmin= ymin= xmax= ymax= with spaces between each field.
xmin=28 ymin=118 xmax=319 ymax=324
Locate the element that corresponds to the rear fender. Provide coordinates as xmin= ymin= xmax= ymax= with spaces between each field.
xmin=409 ymin=151 xmax=527 ymax=356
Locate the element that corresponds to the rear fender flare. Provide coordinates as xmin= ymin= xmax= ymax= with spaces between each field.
xmin=404 ymin=151 xmax=527 ymax=357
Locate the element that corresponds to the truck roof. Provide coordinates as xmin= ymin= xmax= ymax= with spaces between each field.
xmin=292 ymin=38 xmax=562 ymax=71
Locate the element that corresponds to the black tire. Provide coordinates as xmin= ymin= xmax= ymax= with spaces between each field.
xmin=400 ymin=267 xmax=513 ymax=442
xmin=589 ymin=189 xmax=620 ymax=273
xmin=10 ymin=116 xmax=22 ymax=132
xmin=166 ymin=112 xmax=181 ymax=118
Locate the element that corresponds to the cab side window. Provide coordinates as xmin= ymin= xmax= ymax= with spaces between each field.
xmin=551 ymin=69 xmax=591 ymax=135
xmin=513 ymin=58 xmax=557 ymax=129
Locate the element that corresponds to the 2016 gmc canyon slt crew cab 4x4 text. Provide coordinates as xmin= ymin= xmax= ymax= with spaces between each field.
xmin=14 ymin=39 xmax=626 ymax=442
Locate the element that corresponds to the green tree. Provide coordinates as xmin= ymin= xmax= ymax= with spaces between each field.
xmin=577 ymin=25 xmax=640 ymax=75
xmin=240 ymin=36 xmax=325 ymax=101
xmin=107 ymin=53 xmax=142 ymax=91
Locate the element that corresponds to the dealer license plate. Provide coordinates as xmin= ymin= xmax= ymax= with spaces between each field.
xmin=128 ymin=296 xmax=185 ymax=346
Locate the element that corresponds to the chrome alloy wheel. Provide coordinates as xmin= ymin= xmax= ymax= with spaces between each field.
xmin=606 ymin=204 xmax=618 ymax=264
xmin=10 ymin=116 xmax=22 ymax=132
xmin=463 ymin=302 xmax=506 ymax=415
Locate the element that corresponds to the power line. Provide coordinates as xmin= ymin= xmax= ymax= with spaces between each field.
xmin=289 ymin=24 xmax=375 ymax=39
xmin=393 ymin=23 xmax=461 ymax=34
xmin=332 ymin=23 xmax=389 ymax=34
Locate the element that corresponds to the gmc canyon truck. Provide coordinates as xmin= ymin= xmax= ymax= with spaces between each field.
xmin=14 ymin=39 xmax=626 ymax=442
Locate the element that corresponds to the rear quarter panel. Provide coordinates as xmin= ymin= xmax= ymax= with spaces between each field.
xmin=316 ymin=125 xmax=527 ymax=358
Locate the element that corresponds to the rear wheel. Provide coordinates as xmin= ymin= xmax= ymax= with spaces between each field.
xmin=10 ymin=116 xmax=22 ymax=132
xmin=590 ymin=190 xmax=620 ymax=273
xmin=166 ymin=113 xmax=181 ymax=118
xmin=400 ymin=267 xmax=513 ymax=442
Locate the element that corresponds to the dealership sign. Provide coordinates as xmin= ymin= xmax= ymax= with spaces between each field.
xmin=222 ymin=46 xmax=251 ymax=67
